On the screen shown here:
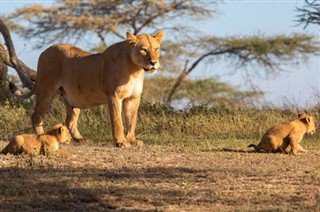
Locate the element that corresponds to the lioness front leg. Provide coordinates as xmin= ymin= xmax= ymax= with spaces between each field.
xmin=107 ymin=96 xmax=131 ymax=148
xmin=123 ymin=97 xmax=143 ymax=146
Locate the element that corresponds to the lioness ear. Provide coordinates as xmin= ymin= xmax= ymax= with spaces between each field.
xmin=153 ymin=31 xmax=164 ymax=43
xmin=126 ymin=31 xmax=136 ymax=45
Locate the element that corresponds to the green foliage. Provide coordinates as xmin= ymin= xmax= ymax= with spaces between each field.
xmin=197 ymin=33 xmax=320 ymax=75
xmin=7 ymin=0 xmax=216 ymax=48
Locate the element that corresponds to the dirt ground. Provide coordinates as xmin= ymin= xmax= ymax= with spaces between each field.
xmin=0 ymin=141 xmax=320 ymax=211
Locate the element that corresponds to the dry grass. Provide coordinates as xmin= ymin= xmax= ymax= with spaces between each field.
xmin=1 ymin=140 xmax=320 ymax=211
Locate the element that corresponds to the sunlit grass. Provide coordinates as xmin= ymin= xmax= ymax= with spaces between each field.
xmin=1 ymin=98 xmax=319 ymax=152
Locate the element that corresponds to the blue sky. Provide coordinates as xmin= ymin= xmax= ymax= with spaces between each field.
xmin=0 ymin=0 xmax=319 ymax=108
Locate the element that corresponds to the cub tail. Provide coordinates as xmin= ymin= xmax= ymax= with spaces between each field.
xmin=248 ymin=144 xmax=257 ymax=150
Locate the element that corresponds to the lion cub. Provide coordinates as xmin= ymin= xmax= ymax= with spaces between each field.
xmin=1 ymin=124 xmax=75 ymax=157
xmin=248 ymin=113 xmax=316 ymax=155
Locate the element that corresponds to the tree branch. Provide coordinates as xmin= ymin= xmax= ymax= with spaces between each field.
xmin=0 ymin=18 xmax=36 ymax=90
xmin=166 ymin=49 xmax=235 ymax=103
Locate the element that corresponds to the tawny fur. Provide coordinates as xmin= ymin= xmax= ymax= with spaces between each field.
xmin=248 ymin=113 xmax=316 ymax=155
xmin=13 ymin=31 xmax=164 ymax=147
xmin=1 ymin=124 xmax=74 ymax=157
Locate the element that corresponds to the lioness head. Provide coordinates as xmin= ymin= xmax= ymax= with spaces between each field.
xmin=298 ymin=113 xmax=316 ymax=134
xmin=127 ymin=31 xmax=164 ymax=74
xmin=53 ymin=124 xmax=72 ymax=144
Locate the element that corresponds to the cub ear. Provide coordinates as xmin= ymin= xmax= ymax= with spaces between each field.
xmin=126 ymin=31 xmax=136 ymax=45
xmin=306 ymin=117 xmax=312 ymax=125
xmin=53 ymin=123 xmax=63 ymax=129
xmin=153 ymin=31 xmax=164 ymax=43
xmin=58 ymin=126 xmax=65 ymax=135
xmin=58 ymin=127 xmax=63 ymax=135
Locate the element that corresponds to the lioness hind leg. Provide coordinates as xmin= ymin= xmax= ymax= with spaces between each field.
xmin=64 ymin=100 xmax=84 ymax=141
xmin=33 ymin=87 xmax=58 ymax=135
xmin=123 ymin=97 xmax=143 ymax=147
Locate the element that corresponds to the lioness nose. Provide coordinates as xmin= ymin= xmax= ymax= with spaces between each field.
xmin=149 ymin=60 xmax=157 ymax=66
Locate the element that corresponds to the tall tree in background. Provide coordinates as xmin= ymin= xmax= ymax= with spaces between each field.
xmin=9 ymin=0 xmax=214 ymax=48
xmin=1 ymin=0 xmax=320 ymax=107
xmin=0 ymin=43 xmax=8 ymax=102
xmin=0 ymin=19 xmax=34 ymax=103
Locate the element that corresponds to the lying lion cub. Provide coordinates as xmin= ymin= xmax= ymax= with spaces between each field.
xmin=1 ymin=124 xmax=75 ymax=157
xmin=248 ymin=113 xmax=316 ymax=155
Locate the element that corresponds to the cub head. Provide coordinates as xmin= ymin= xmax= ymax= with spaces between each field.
xmin=298 ymin=113 xmax=316 ymax=134
xmin=127 ymin=31 xmax=164 ymax=74
xmin=52 ymin=124 xmax=72 ymax=144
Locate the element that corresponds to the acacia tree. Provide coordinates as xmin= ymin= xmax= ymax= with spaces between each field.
xmin=297 ymin=0 xmax=320 ymax=28
xmin=0 ymin=18 xmax=37 ymax=102
xmin=8 ymin=0 xmax=214 ymax=48
xmin=1 ymin=0 xmax=319 ymax=106
xmin=165 ymin=34 xmax=319 ymax=102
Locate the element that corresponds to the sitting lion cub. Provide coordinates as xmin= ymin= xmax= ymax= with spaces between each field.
xmin=1 ymin=124 xmax=75 ymax=157
xmin=248 ymin=113 xmax=316 ymax=155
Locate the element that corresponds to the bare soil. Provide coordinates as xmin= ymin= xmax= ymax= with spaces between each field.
xmin=0 ymin=141 xmax=320 ymax=211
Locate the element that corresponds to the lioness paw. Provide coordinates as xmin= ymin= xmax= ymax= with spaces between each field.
xmin=115 ymin=141 xmax=131 ymax=148
xmin=73 ymin=138 xmax=93 ymax=145
xmin=129 ymin=139 xmax=144 ymax=147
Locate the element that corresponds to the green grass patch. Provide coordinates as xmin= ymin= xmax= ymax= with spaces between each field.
xmin=1 ymin=98 xmax=319 ymax=151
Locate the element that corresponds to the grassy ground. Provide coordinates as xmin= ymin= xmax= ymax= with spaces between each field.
xmin=0 ymin=101 xmax=319 ymax=211
xmin=0 ymin=141 xmax=320 ymax=211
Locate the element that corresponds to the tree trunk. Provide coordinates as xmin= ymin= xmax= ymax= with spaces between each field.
xmin=0 ymin=61 xmax=9 ymax=102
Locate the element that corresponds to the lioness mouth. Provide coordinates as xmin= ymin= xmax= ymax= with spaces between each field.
xmin=143 ymin=67 xmax=157 ymax=73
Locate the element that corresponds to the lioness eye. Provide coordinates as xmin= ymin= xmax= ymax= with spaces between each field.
xmin=140 ymin=48 xmax=148 ymax=55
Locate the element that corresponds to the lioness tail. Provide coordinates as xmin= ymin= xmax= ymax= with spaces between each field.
xmin=9 ymin=82 xmax=35 ymax=99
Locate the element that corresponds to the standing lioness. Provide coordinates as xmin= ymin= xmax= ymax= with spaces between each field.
xmin=14 ymin=31 xmax=164 ymax=147
xmin=248 ymin=113 xmax=316 ymax=155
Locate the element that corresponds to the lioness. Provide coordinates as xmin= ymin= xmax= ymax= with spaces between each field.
xmin=1 ymin=124 xmax=74 ymax=157
xmin=13 ymin=31 xmax=164 ymax=147
xmin=248 ymin=113 xmax=316 ymax=155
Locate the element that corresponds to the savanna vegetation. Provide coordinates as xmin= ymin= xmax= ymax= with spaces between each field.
xmin=0 ymin=0 xmax=319 ymax=211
